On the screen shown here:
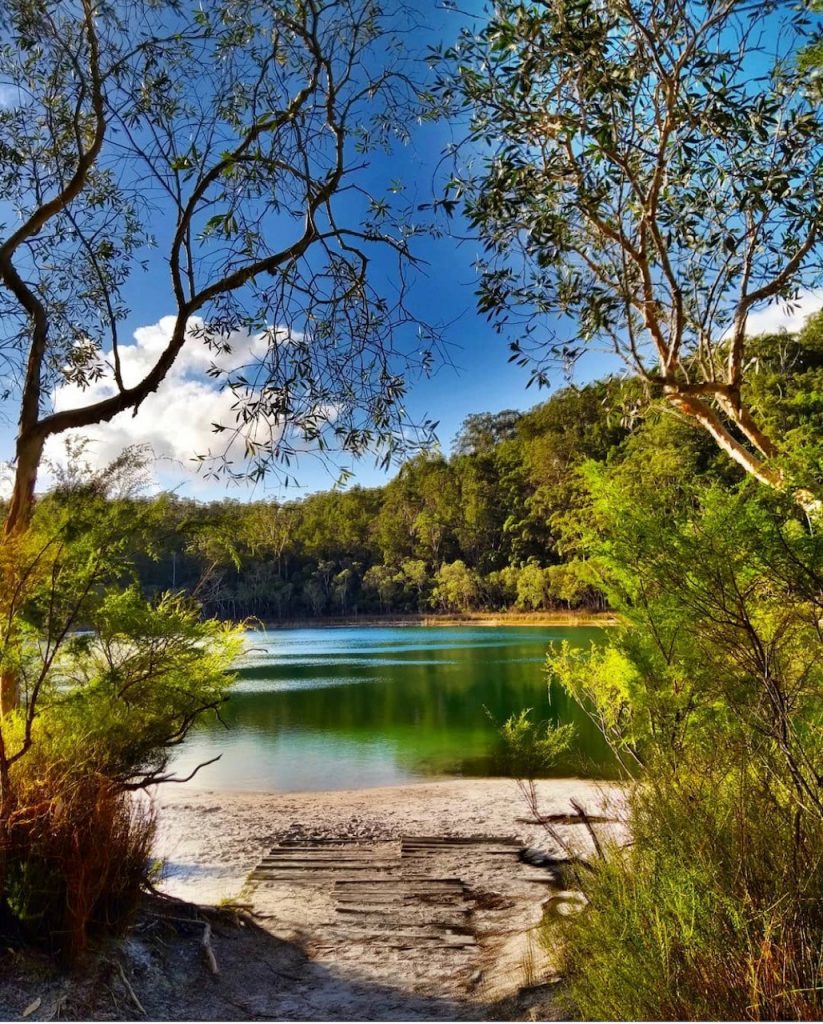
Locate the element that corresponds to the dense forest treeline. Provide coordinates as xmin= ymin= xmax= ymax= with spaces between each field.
xmin=44 ymin=319 xmax=819 ymax=623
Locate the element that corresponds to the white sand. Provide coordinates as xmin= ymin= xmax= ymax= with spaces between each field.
xmin=144 ymin=778 xmax=626 ymax=1017
xmin=154 ymin=776 xmax=623 ymax=903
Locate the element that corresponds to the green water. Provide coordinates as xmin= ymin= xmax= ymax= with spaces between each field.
xmin=171 ymin=625 xmax=614 ymax=792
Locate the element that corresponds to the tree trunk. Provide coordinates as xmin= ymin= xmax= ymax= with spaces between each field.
xmin=4 ymin=432 xmax=44 ymax=538
xmin=1 ymin=432 xmax=44 ymax=714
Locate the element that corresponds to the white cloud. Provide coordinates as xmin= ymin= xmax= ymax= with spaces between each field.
xmin=741 ymin=289 xmax=823 ymax=337
xmin=43 ymin=316 xmax=285 ymax=491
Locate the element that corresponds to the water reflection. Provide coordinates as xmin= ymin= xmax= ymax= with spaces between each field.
xmin=171 ymin=626 xmax=614 ymax=792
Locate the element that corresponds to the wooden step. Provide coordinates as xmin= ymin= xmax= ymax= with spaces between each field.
xmin=401 ymin=835 xmax=521 ymax=846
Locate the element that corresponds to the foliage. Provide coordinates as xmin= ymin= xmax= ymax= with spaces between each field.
xmin=0 ymin=456 xmax=242 ymax=956
xmin=540 ymin=410 xmax=823 ymax=1019
xmin=2 ymin=763 xmax=156 ymax=961
xmin=434 ymin=0 xmax=823 ymax=489
xmin=552 ymin=450 xmax=822 ymax=797
xmin=556 ymin=777 xmax=823 ymax=1021
xmin=102 ymin=375 xmax=634 ymax=619
xmin=28 ymin=322 xmax=812 ymax=625
xmin=431 ymin=559 xmax=479 ymax=612
xmin=0 ymin=0 xmax=439 ymax=532
xmin=497 ymin=709 xmax=574 ymax=779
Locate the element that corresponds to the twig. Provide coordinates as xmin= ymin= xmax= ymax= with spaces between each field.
xmin=201 ymin=920 xmax=219 ymax=976
xmin=570 ymin=798 xmax=605 ymax=861
xmin=117 ymin=961 xmax=146 ymax=1016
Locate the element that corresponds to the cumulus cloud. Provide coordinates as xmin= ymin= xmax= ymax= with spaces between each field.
xmin=738 ymin=289 xmax=823 ymax=337
xmin=42 ymin=316 xmax=284 ymax=492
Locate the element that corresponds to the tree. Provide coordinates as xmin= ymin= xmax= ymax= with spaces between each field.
xmin=514 ymin=562 xmax=549 ymax=610
xmin=362 ymin=563 xmax=399 ymax=611
xmin=452 ymin=409 xmax=521 ymax=455
xmin=437 ymin=0 xmax=823 ymax=492
xmin=398 ymin=558 xmax=429 ymax=609
xmin=431 ymin=559 xmax=478 ymax=612
xmin=0 ymin=0 xmax=436 ymax=537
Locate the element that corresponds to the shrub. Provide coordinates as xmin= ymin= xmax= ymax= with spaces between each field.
xmin=0 ymin=461 xmax=242 ymax=959
xmin=541 ymin=422 xmax=822 ymax=1020
xmin=3 ymin=766 xmax=156 ymax=960
xmin=554 ymin=772 xmax=822 ymax=1021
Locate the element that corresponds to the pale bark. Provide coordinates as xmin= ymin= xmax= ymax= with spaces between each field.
xmin=667 ymin=391 xmax=783 ymax=489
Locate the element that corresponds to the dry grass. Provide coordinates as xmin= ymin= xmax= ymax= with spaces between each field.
xmin=3 ymin=768 xmax=155 ymax=961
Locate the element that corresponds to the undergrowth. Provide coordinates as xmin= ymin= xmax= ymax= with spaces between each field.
xmin=549 ymin=768 xmax=822 ymax=1021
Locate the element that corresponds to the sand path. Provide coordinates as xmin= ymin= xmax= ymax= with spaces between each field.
xmin=145 ymin=777 xmax=622 ymax=1020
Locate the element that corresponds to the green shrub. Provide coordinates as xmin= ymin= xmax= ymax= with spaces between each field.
xmin=553 ymin=771 xmax=822 ymax=1021
xmin=0 ymin=460 xmax=242 ymax=959
xmin=541 ymin=419 xmax=822 ymax=1020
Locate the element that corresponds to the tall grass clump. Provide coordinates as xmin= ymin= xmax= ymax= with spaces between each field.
xmin=0 ymin=451 xmax=242 ymax=960
xmin=3 ymin=763 xmax=156 ymax=958
xmin=542 ymin=414 xmax=823 ymax=1021
xmin=556 ymin=772 xmax=822 ymax=1020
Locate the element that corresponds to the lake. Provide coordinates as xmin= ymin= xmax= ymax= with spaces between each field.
xmin=170 ymin=625 xmax=614 ymax=792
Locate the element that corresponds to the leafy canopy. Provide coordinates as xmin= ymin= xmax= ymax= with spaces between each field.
xmin=433 ymin=0 xmax=823 ymax=489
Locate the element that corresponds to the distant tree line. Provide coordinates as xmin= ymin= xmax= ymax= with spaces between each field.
xmin=79 ymin=317 xmax=820 ymax=622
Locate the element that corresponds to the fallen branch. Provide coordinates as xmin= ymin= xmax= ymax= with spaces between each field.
xmin=117 ymin=961 xmax=146 ymax=1016
xmin=516 ymin=814 xmax=614 ymax=826
xmin=201 ymin=920 xmax=219 ymax=976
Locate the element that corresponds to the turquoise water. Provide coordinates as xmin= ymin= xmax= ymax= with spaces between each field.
xmin=170 ymin=625 xmax=613 ymax=792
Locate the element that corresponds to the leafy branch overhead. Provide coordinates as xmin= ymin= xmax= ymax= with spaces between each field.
xmin=434 ymin=0 xmax=823 ymax=491
xmin=0 ymin=0 xmax=439 ymax=532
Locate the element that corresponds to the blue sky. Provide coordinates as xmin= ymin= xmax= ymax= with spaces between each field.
xmin=0 ymin=0 xmax=620 ymax=503
xmin=0 ymin=1 xmax=816 ymax=503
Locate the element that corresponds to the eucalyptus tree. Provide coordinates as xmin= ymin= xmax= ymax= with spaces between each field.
xmin=436 ymin=0 xmax=823 ymax=492
xmin=0 ymin=0 xmax=437 ymax=536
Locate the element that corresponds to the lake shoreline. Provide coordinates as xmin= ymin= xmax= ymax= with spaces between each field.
xmin=154 ymin=776 xmax=624 ymax=905
xmin=253 ymin=610 xmax=617 ymax=629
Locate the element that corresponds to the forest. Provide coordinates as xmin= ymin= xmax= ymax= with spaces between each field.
xmin=72 ymin=319 xmax=817 ymax=622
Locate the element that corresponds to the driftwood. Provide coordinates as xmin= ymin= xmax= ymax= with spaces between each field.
xmin=201 ymin=920 xmax=219 ymax=976
xmin=516 ymin=814 xmax=614 ymax=826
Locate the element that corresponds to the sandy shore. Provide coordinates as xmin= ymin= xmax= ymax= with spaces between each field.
xmin=149 ymin=777 xmax=626 ymax=1017
xmin=260 ymin=611 xmax=617 ymax=628
xmin=154 ymin=776 xmax=623 ymax=905
xmin=0 ymin=779 xmax=626 ymax=1022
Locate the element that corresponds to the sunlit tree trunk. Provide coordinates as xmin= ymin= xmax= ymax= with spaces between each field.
xmin=1 ymin=433 xmax=44 ymax=713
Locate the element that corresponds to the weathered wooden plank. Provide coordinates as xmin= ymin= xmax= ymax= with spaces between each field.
xmin=260 ymin=860 xmax=398 ymax=869
xmin=260 ymin=853 xmax=389 ymax=861
xmin=265 ymin=844 xmax=392 ymax=851
xmin=402 ymin=848 xmax=520 ymax=856
xmin=329 ymin=928 xmax=477 ymax=946
xmin=279 ymin=837 xmax=367 ymax=846
xmin=400 ymin=835 xmax=520 ymax=846
xmin=335 ymin=879 xmax=463 ymax=888
xmin=335 ymin=876 xmax=463 ymax=886
xmin=251 ymin=873 xmax=397 ymax=883
xmin=334 ymin=895 xmax=467 ymax=907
